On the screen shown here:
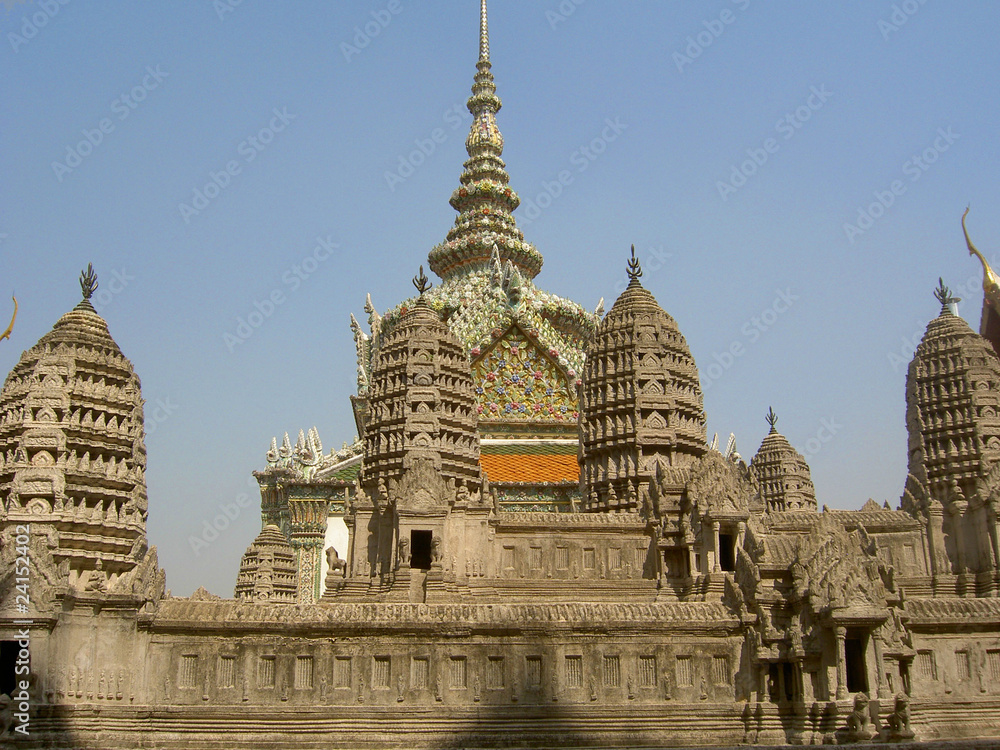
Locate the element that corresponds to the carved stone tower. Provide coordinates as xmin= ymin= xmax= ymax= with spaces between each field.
xmin=0 ymin=266 xmax=153 ymax=597
xmin=580 ymin=249 xmax=707 ymax=513
xmin=903 ymin=280 xmax=1000 ymax=591
xmin=750 ymin=408 xmax=817 ymax=512
xmin=234 ymin=524 xmax=299 ymax=603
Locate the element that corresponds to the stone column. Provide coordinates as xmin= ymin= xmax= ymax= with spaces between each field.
xmin=288 ymin=497 xmax=329 ymax=603
xmin=872 ymin=634 xmax=887 ymax=699
xmin=835 ymin=626 xmax=848 ymax=700
xmin=712 ymin=521 xmax=721 ymax=573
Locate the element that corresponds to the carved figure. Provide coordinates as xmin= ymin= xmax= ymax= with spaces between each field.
xmin=431 ymin=535 xmax=442 ymax=563
xmin=397 ymin=536 xmax=411 ymax=566
xmin=886 ymin=693 xmax=915 ymax=740
xmin=845 ymin=693 xmax=872 ymax=742
xmin=325 ymin=547 xmax=347 ymax=576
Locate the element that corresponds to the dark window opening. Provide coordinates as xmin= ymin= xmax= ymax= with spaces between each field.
xmin=845 ymin=636 xmax=868 ymax=694
xmin=410 ymin=530 xmax=432 ymax=570
xmin=782 ymin=662 xmax=795 ymax=701
xmin=718 ymin=533 xmax=735 ymax=572
xmin=1 ymin=641 xmax=19 ymax=697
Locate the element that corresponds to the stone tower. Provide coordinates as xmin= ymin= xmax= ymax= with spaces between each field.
xmin=234 ymin=524 xmax=299 ymax=603
xmin=0 ymin=266 xmax=153 ymax=598
xmin=580 ymin=249 xmax=707 ymax=513
xmin=903 ymin=280 xmax=1000 ymax=591
xmin=347 ymin=270 xmax=488 ymax=599
xmin=750 ymin=407 xmax=817 ymax=512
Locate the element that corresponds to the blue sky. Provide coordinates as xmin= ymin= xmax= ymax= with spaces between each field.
xmin=3 ymin=0 xmax=999 ymax=596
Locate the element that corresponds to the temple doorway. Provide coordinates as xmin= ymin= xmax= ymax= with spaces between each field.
xmin=718 ymin=533 xmax=735 ymax=572
xmin=845 ymin=633 xmax=868 ymax=694
xmin=410 ymin=530 xmax=432 ymax=570
xmin=1 ymin=640 xmax=18 ymax=696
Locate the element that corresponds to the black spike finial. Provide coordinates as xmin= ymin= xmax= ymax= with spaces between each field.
xmin=934 ymin=277 xmax=960 ymax=311
xmin=413 ymin=265 xmax=431 ymax=295
xmin=765 ymin=407 xmax=778 ymax=433
xmin=626 ymin=244 xmax=642 ymax=282
xmin=79 ymin=264 xmax=98 ymax=300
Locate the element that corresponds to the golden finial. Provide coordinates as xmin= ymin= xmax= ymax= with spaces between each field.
xmin=962 ymin=207 xmax=1000 ymax=309
xmin=0 ymin=296 xmax=16 ymax=343
xmin=480 ymin=0 xmax=490 ymax=62
xmin=934 ymin=278 xmax=960 ymax=312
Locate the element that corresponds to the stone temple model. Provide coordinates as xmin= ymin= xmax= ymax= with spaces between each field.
xmin=4 ymin=4 xmax=1000 ymax=748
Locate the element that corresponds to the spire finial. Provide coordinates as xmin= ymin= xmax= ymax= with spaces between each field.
xmin=626 ymin=244 xmax=643 ymax=281
xmin=413 ymin=265 xmax=431 ymax=295
xmin=765 ymin=407 xmax=778 ymax=433
xmin=934 ymin=277 xmax=960 ymax=312
xmin=480 ymin=0 xmax=490 ymax=62
xmin=79 ymin=264 xmax=98 ymax=300
xmin=963 ymin=207 xmax=1000 ymax=309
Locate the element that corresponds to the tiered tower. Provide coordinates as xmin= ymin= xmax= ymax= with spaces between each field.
xmin=749 ymin=407 xmax=817 ymax=512
xmin=0 ymin=266 xmax=151 ymax=595
xmin=234 ymin=524 xmax=299 ymax=603
xmin=580 ymin=249 xmax=707 ymax=513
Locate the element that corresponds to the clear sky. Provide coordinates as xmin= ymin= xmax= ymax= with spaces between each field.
xmin=3 ymin=0 xmax=999 ymax=597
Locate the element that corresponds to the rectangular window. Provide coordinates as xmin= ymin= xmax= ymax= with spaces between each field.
xmin=565 ymin=655 xmax=583 ymax=688
xmin=956 ymin=650 xmax=971 ymax=681
xmin=603 ymin=655 xmax=621 ymax=687
xmin=556 ymin=546 xmax=569 ymax=570
xmin=529 ymin=546 xmax=542 ymax=570
xmin=988 ymin=650 xmax=1000 ymax=681
xmin=487 ymin=657 xmax=505 ymax=690
xmin=295 ymin=655 xmax=314 ymax=690
xmin=258 ymin=656 xmax=276 ymax=688
xmin=373 ymin=656 xmax=391 ymax=689
xmin=526 ymin=656 xmax=542 ymax=688
xmin=411 ymin=657 xmax=429 ymax=689
xmin=608 ymin=548 xmax=622 ymax=571
xmin=639 ymin=655 xmax=657 ymax=688
xmin=450 ymin=656 xmax=467 ymax=689
xmin=712 ymin=655 xmax=729 ymax=685
xmin=917 ymin=650 xmax=937 ymax=681
xmin=676 ymin=656 xmax=692 ymax=686
xmin=502 ymin=546 xmax=515 ymax=569
xmin=583 ymin=548 xmax=596 ymax=570
xmin=218 ymin=656 xmax=236 ymax=689
xmin=179 ymin=654 xmax=197 ymax=689
xmin=334 ymin=657 xmax=352 ymax=689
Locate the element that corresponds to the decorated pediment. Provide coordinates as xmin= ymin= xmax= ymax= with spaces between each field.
xmin=470 ymin=325 xmax=578 ymax=423
xmin=686 ymin=451 xmax=753 ymax=515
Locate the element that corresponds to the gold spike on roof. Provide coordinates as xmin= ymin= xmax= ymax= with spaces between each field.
xmin=428 ymin=0 xmax=543 ymax=281
xmin=963 ymin=207 xmax=1000 ymax=310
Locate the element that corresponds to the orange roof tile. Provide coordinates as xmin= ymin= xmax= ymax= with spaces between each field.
xmin=480 ymin=453 xmax=579 ymax=483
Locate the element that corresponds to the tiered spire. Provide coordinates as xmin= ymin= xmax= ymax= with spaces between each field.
xmin=427 ymin=0 xmax=543 ymax=281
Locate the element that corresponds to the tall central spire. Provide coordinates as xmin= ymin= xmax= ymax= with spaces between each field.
xmin=427 ymin=0 xmax=543 ymax=282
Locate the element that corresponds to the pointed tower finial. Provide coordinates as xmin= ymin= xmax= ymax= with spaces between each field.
xmin=765 ymin=407 xmax=778 ymax=433
xmin=79 ymin=264 xmax=98 ymax=300
xmin=934 ymin=277 xmax=960 ymax=313
xmin=413 ymin=265 xmax=431 ymax=295
xmin=963 ymin=207 xmax=1000 ymax=308
xmin=427 ymin=1 xmax=543 ymax=282
xmin=626 ymin=244 xmax=643 ymax=281
xmin=480 ymin=0 xmax=490 ymax=62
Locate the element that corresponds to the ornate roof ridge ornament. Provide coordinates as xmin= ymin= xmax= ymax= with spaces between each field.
xmin=934 ymin=277 xmax=960 ymax=313
xmin=0 ymin=295 xmax=17 ymax=343
xmin=479 ymin=0 xmax=490 ymax=62
xmin=80 ymin=263 xmax=99 ymax=300
xmin=963 ymin=207 xmax=1000 ymax=308
xmin=413 ymin=266 xmax=431 ymax=296
xmin=626 ymin=244 xmax=643 ymax=282
xmin=765 ymin=406 xmax=778 ymax=433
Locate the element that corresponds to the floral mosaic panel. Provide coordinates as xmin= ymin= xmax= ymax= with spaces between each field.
xmin=471 ymin=326 xmax=578 ymax=422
